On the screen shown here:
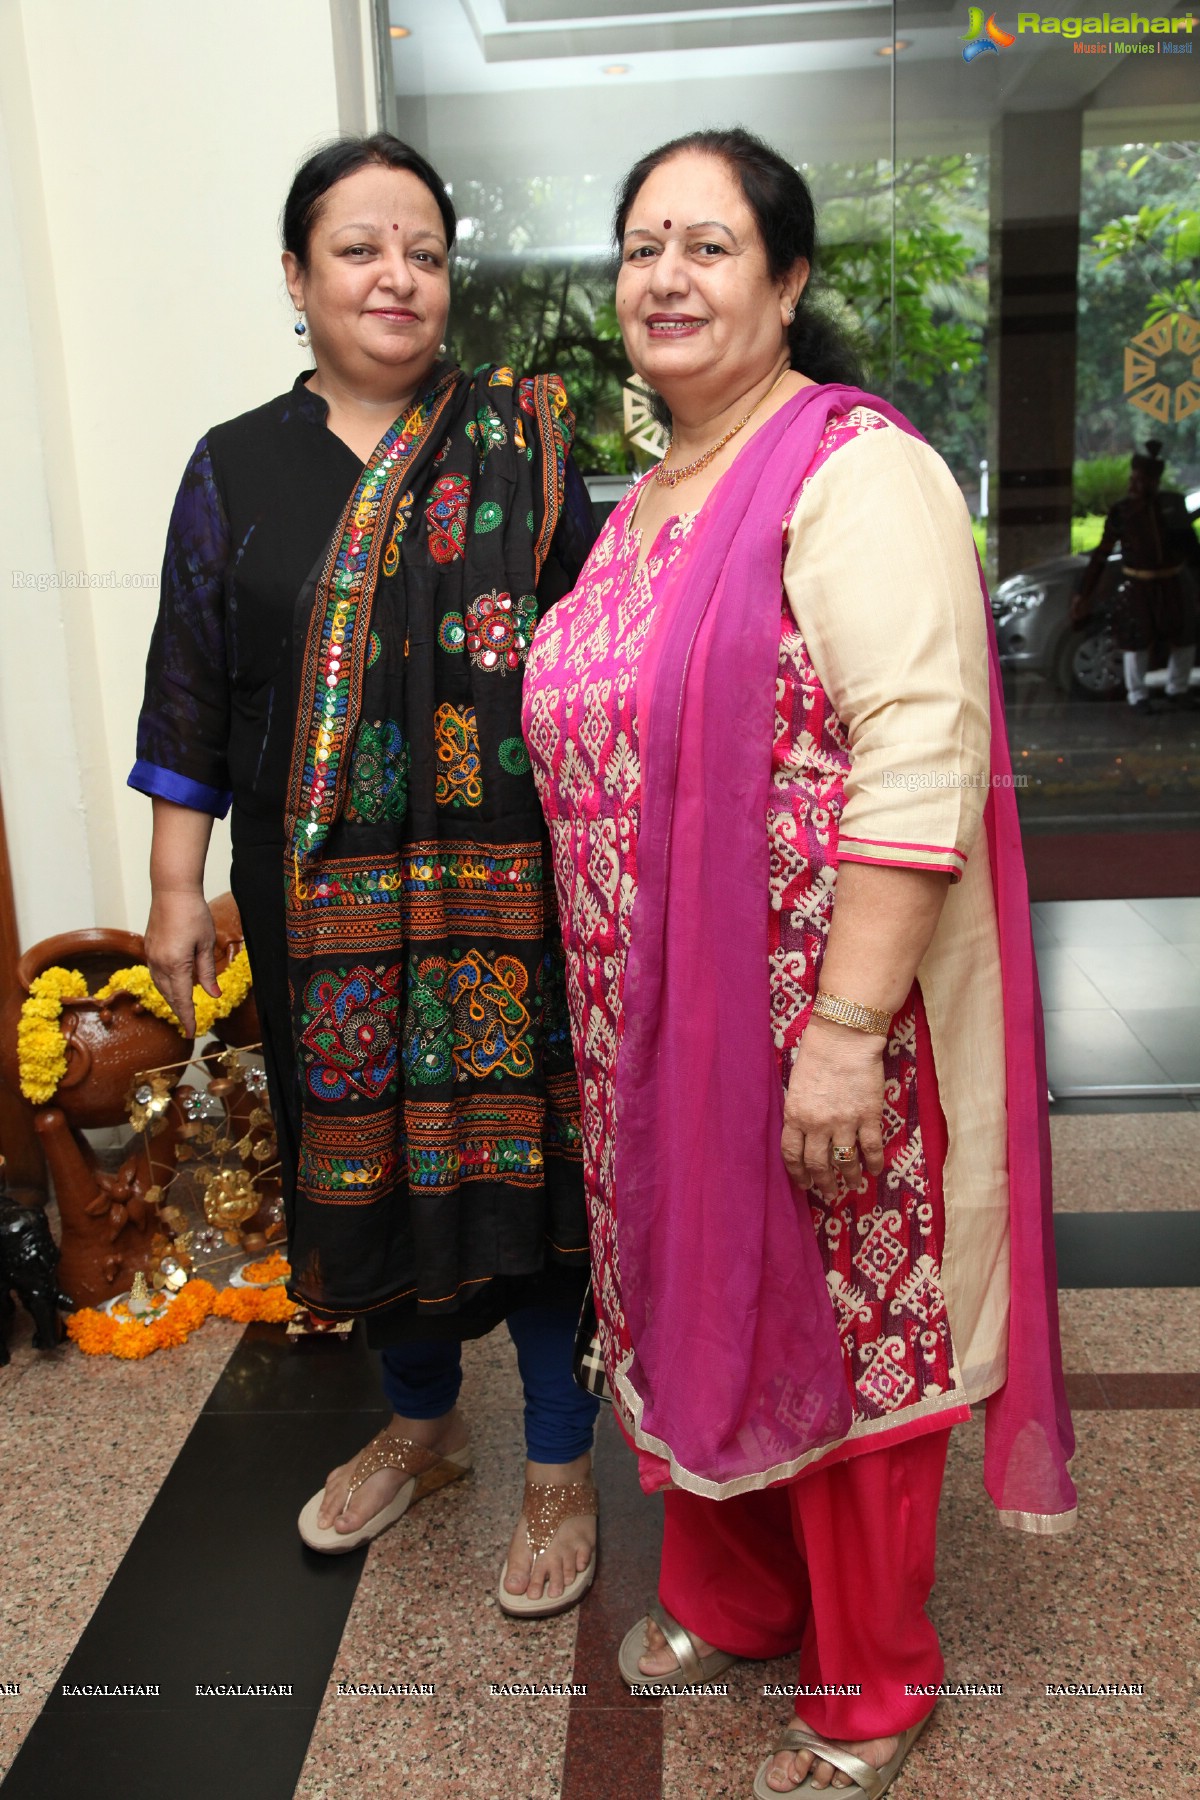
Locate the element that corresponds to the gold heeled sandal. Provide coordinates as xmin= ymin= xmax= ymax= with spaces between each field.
xmin=297 ymin=1425 xmax=472 ymax=1553
xmin=752 ymin=1712 xmax=932 ymax=1799
xmin=497 ymin=1477 xmax=599 ymax=1618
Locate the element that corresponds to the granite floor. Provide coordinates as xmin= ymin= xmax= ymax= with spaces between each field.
xmin=1 ymin=1111 xmax=1197 ymax=1800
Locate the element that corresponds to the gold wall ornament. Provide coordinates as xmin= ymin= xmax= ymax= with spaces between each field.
xmin=1122 ymin=311 xmax=1200 ymax=425
xmin=622 ymin=375 xmax=670 ymax=462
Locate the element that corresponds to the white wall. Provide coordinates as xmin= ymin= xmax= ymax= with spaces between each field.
xmin=0 ymin=0 xmax=371 ymax=949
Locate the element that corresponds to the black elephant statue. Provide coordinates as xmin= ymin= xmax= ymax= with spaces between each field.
xmin=0 ymin=1185 xmax=69 ymax=1364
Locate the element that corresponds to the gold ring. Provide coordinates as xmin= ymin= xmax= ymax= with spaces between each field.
xmin=831 ymin=1144 xmax=858 ymax=1165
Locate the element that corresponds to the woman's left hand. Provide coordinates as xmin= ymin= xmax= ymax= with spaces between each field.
xmin=781 ymin=1015 xmax=886 ymax=1199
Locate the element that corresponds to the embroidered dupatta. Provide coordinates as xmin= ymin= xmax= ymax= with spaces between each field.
xmin=282 ymin=364 xmax=586 ymax=1320
xmin=614 ymin=383 xmax=1077 ymax=1531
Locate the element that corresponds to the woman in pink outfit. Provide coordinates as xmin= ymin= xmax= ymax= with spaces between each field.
xmin=522 ymin=128 xmax=1075 ymax=1797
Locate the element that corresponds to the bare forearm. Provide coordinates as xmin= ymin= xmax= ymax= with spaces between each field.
xmin=144 ymin=799 xmax=219 ymax=1035
xmin=782 ymin=861 xmax=952 ymax=1196
xmin=150 ymin=797 xmax=215 ymax=894
xmin=818 ymin=861 xmax=951 ymax=1016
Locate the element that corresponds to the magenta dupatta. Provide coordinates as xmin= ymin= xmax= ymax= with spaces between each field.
xmin=613 ymin=383 xmax=1077 ymax=1529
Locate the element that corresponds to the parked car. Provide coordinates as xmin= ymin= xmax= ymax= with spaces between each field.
xmin=991 ymin=488 xmax=1200 ymax=699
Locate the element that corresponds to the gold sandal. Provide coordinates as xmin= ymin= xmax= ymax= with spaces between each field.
xmin=752 ymin=1713 xmax=932 ymax=1799
xmin=497 ymin=1477 xmax=598 ymax=1617
xmin=617 ymin=1601 xmax=738 ymax=1691
xmin=297 ymin=1425 xmax=471 ymax=1553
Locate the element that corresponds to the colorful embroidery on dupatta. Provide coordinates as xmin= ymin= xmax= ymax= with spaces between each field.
xmin=519 ymin=375 xmax=571 ymax=577
xmin=438 ymin=611 xmax=466 ymax=653
xmin=402 ymin=947 xmax=534 ymax=1085
xmin=434 ymin=702 xmax=484 ymax=808
xmin=287 ymin=375 xmax=457 ymax=864
xmin=465 ymin=589 xmax=537 ymax=672
xmin=425 ymin=472 xmax=471 ymax=564
xmin=498 ymin=735 xmax=532 ymax=776
xmin=285 ymin=369 xmax=586 ymax=1314
xmin=299 ymin=964 xmax=401 ymax=1102
xmin=345 ymin=719 xmax=409 ymax=825
xmin=448 ymin=950 xmax=534 ymax=1079
xmin=466 ymin=404 xmax=507 ymax=461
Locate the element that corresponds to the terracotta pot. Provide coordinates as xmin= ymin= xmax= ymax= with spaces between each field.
xmin=0 ymin=929 xmax=192 ymax=1128
xmin=0 ymin=928 xmax=195 ymax=1308
xmin=208 ymin=891 xmax=262 ymax=1047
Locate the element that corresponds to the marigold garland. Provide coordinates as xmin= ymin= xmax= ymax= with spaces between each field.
xmin=66 ymin=1269 xmax=298 ymax=1360
xmin=16 ymin=967 xmax=89 ymax=1104
xmin=15 ymin=950 xmax=254 ymax=1103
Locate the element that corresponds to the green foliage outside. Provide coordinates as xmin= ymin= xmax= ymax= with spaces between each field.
xmin=1072 ymin=455 xmax=1130 ymax=518
xmin=973 ymin=516 xmax=1106 ymax=563
xmin=444 ymin=143 xmax=1199 ymax=495
xmin=1077 ymin=143 xmax=1200 ymax=481
xmin=444 ymin=159 xmax=989 ymax=479
xmin=812 ymin=155 xmax=987 ymax=490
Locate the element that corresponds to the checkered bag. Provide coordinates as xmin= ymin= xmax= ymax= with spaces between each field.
xmin=572 ymin=1282 xmax=613 ymax=1405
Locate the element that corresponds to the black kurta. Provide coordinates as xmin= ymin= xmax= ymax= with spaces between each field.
xmin=132 ymin=372 xmax=594 ymax=1341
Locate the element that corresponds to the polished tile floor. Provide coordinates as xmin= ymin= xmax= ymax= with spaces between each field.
xmin=1037 ymin=898 xmax=1200 ymax=1096
xmin=1 ymin=1228 xmax=1196 ymax=1800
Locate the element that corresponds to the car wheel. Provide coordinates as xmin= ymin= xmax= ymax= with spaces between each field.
xmin=1053 ymin=624 xmax=1125 ymax=700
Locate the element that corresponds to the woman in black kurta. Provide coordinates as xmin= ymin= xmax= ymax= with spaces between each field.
xmin=131 ymin=134 xmax=599 ymax=1613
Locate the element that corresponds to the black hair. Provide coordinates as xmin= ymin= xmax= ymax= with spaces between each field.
xmin=613 ymin=126 xmax=859 ymax=386
xmin=1131 ymin=438 xmax=1165 ymax=479
xmin=282 ymin=133 xmax=456 ymax=267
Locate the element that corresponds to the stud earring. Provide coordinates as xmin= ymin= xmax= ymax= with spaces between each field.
xmin=438 ymin=342 xmax=447 ymax=355
xmin=787 ymin=305 xmax=797 ymax=323
xmin=294 ymin=313 xmax=310 ymax=345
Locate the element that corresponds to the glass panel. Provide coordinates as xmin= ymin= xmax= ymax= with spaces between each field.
xmin=388 ymin=0 xmax=893 ymax=517
xmin=895 ymin=3 xmax=1200 ymax=1097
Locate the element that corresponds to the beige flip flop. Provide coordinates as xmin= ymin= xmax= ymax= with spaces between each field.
xmin=752 ymin=1712 xmax=932 ymax=1799
xmin=297 ymin=1426 xmax=472 ymax=1553
xmin=618 ymin=1601 xmax=738 ymax=1692
xmin=497 ymin=1477 xmax=598 ymax=1618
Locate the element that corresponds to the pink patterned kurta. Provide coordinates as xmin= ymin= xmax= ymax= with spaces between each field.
xmin=524 ymin=411 xmax=964 ymax=1466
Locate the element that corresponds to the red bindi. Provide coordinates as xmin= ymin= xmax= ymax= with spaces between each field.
xmin=392 ymin=223 xmax=399 ymax=230
xmin=663 ymin=219 xmax=672 ymax=229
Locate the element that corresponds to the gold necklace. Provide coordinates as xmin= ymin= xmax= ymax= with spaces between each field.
xmin=654 ymin=368 xmax=791 ymax=488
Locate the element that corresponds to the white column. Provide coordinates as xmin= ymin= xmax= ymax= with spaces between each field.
xmin=0 ymin=0 xmax=349 ymax=945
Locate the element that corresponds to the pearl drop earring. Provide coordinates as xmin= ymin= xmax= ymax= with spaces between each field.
xmin=294 ymin=313 xmax=310 ymax=345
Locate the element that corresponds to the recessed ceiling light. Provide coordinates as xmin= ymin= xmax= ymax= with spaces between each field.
xmin=390 ymin=25 xmax=411 ymax=39
xmin=602 ymin=63 xmax=631 ymax=76
xmin=876 ymin=39 xmax=912 ymax=55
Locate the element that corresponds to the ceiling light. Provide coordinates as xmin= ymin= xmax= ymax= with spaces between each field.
xmin=876 ymin=39 xmax=912 ymax=55
xmin=390 ymin=25 xmax=411 ymax=39
xmin=601 ymin=63 xmax=631 ymax=76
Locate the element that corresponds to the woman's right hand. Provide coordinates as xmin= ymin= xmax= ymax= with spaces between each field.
xmin=143 ymin=887 xmax=220 ymax=1038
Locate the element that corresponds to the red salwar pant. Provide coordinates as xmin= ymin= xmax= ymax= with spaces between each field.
xmin=659 ymin=1428 xmax=950 ymax=1740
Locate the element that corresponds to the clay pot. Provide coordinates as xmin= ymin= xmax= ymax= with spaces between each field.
xmin=208 ymin=892 xmax=261 ymax=1047
xmin=0 ymin=929 xmax=195 ymax=1308
xmin=0 ymin=929 xmax=192 ymax=1129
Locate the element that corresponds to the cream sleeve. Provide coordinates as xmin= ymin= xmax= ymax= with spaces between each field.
xmin=782 ymin=421 xmax=991 ymax=881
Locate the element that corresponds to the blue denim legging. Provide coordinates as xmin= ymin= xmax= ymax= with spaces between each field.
xmin=380 ymin=1304 xmax=598 ymax=1465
